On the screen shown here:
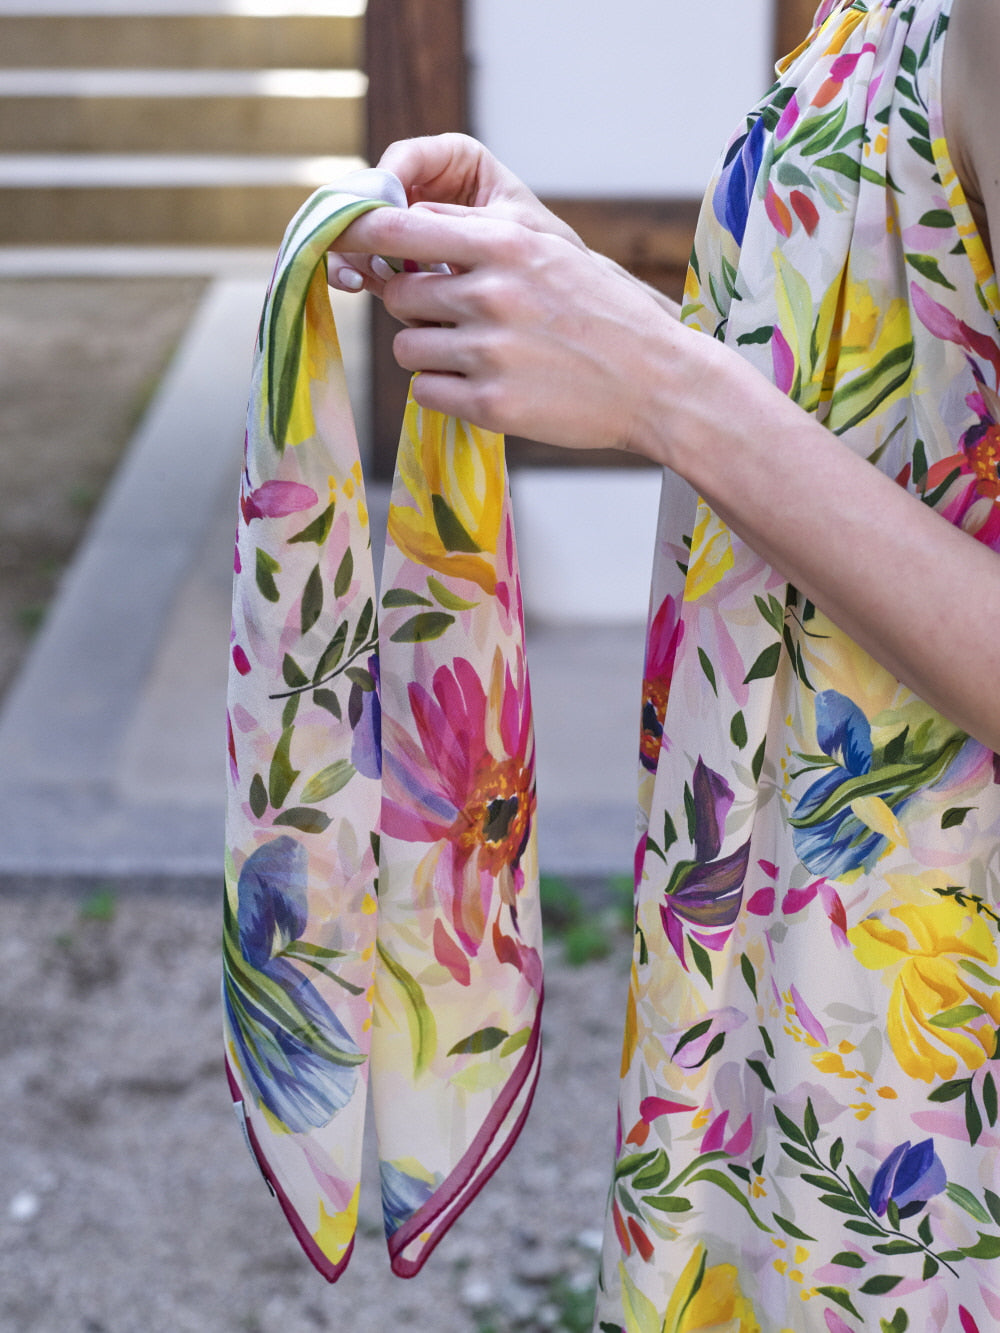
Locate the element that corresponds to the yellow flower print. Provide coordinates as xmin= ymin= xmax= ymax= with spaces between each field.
xmin=663 ymin=1244 xmax=761 ymax=1333
xmin=387 ymin=396 xmax=504 ymax=593
xmin=283 ymin=266 xmax=343 ymax=447
xmin=772 ymin=254 xmax=912 ymax=431
xmin=849 ymin=885 xmax=1000 ymax=1082
xmin=312 ymin=1185 xmax=359 ymax=1267
xmin=685 ymin=502 xmax=734 ymax=601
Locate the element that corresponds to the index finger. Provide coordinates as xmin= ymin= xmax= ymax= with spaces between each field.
xmin=336 ymin=205 xmax=505 ymax=272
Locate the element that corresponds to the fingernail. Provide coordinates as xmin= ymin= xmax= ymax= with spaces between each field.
xmin=371 ymin=256 xmax=395 ymax=282
xmin=336 ymin=267 xmax=364 ymax=291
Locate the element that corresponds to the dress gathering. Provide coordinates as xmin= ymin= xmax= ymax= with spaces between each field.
xmin=597 ymin=2 xmax=1000 ymax=1328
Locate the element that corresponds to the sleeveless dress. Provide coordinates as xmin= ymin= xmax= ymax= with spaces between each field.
xmin=595 ymin=2 xmax=1000 ymax=1330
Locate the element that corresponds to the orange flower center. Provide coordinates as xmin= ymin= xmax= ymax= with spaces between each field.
xmin=454 ymin=757 xmax=534 ymax=876
xmin=969 ymin=424 xmax=1000 ymax=498
xmin=640 ymin=678 xmax=671 ymax=768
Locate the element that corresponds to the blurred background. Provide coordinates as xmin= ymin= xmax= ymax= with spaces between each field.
xmin=0 ymin=3 xmax=816 ymax=1330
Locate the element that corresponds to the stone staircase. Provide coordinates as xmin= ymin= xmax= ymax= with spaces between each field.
xmin=0 ymin=0 xmax=367 ymax=247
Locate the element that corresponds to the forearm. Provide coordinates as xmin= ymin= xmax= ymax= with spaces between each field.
xmin=643 ymin=340 xmax=1000 ymax=750
xmin=592 ymin=251 xmax=683 ymax=320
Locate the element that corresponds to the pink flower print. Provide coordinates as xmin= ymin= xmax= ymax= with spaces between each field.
xmin=381 ymin=653 xmax=535 ymax=958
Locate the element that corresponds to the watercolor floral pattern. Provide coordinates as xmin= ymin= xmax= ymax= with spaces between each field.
xmin=598 ymin=2 xmax=1000 ymax=1330
xmin=225 ymin=185 xmax=542 ymax=1281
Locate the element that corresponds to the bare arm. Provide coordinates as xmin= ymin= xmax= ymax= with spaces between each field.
xmin=334 ymin=5 xmax=1000 ymax=750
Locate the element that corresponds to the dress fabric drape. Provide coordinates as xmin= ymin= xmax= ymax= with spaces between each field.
xmin=224 ymin=186 xmax=542 ymax=1281
xmin=595 ymin=2 xmax=1000 ymax=1330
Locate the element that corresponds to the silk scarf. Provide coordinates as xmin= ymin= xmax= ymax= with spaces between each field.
xmin=223 ymin=177 xmax=542 ymax=1280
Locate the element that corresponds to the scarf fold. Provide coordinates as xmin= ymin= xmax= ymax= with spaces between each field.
xmin=223 ymin=179 xmax=543 ymax=1280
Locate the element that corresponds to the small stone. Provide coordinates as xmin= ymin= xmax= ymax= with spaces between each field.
xmin=8 ymin=1190 xmax=40 ymax=1222
xmin=513 ymin=1246 xmax=562 ymax=1283
xmin=461 ymin=1277 xmax=494 ymax=1309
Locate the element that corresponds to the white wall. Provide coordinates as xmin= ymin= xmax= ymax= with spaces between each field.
xmin=467 ymin=0 xmax=775 ymax=197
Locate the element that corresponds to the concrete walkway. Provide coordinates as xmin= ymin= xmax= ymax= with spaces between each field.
xmin=0 ymin=261 xmax=651 ymax=882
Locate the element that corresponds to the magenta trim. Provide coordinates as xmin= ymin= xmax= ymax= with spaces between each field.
xmin=386 ymin=985 xmax=544 ymax=1277
xmin=225 ymin=1059 xmax=354 ymax=1284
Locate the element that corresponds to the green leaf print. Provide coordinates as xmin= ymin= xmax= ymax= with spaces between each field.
xmin=448 ymin=1026 xmax=509 ymax=1057
xmin=941 ymin=806 xmax=973 ymax=829
xmin=255 ymin=548 xmax=281 ymax=602
xmin=300 ymin=563 xmax=323 ymax=633
xmin=299 ymin=758 xmax=355 ymax=803
xmin=289 ymin=502 xmax=334 ymax=546
xmin=773 ymin=1213 xmax=816 ymax=1242
xmin=272 ymin=806 xmax=331 ymax=834
xmin=905 ymin=252 xmax=956 ymax=290
xmin=697 ymin=648 xmax=718 ymax=695
xmin=945 ymin=1181 xmax=992 ymax=1225
xmin=815 ymin=1286 xmax=862 ymax=1321
xmin=431 ymin=493 xmax=482 ymax=553
xmin=313 ymin=687 xmax=341 ymax=718
xmin=831 ymin=1250 xmax=866 ymax=1267
xmin=740 ymin=952 xmax=757 ymax=999
xmin=743 ymin=642 xmax=781 ymax=683
xmin=389 ymin=611 xmax=455 ymax=644
xmin=333 ymin=545 xmax=354 ymax=598
xmin=985 ymin=1072 xmax=999 ymax=1126
xmin=282 ymin=652 xmax=309 ymax=687
xmin=984 ymin=1188 xmax=1000 ymax=1226
xmin=960 ymin=1232 xmax=1000 ymax=1260
xmin=381 ymin=587 xmax=433 ymax=609
xmin=929 ymin=1004 xmax=983 ymax=1028
xmin=268 ymin=726 xmax=299 ymax=807
xmin=377 ymin=942 xmax=437 ymax=1077
xmin=747 ymin=1058 xmax=775 ymax=1091
xmin=349 ymin=597 xmax=374 ymax=654
xmin=427 ymin=575 xmax=479 ymax=611
xmin=880 ymin=1311 xmax=909 ymax=1333
xmin=249 ymin=772 xmax=268 ymax=818
xmin=860 ymin=1275 xmax=903 ymax=1296
xmin=314 ymin=622 xmax=348 ymax=680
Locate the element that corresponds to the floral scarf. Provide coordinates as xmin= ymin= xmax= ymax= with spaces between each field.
xmin=223 ymin=182 xmax=542 ymax=1279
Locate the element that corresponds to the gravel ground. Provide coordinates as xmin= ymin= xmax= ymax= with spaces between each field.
xmin=0 ymin=887 xmax=629 ymax=1333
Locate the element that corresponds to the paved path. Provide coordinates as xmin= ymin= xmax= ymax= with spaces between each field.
xmin=0 ymin=263 xmax=649 ymax=882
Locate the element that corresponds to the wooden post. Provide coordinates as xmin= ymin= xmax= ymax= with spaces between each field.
xmin=365 ymin=0 xmax=468 ymax=478
xmin=775 ymin=0 xmax=820 ymax=63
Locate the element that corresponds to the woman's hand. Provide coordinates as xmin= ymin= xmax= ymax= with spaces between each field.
xmin=335 ymin=201 xmax=694 ymax=453
xmin=328 ymin=133 xmax=584 ymax=296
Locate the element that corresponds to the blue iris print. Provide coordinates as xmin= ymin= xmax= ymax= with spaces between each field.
xmin=790 ymin=690 xmax=968 ymax=878
xmin=869 ymin=1138 xmax=946 ymax=1219
xmin=713 ymin=114 xmax=767 ymax=246
xmin=379 ymin=1160 xmax=437 ymax=1237
xmin=223 ymin=836 xmax=365 ymax=1133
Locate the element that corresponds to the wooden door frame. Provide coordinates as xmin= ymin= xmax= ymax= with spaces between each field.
xmin=365 ymin=0 xmax=820 ymax=476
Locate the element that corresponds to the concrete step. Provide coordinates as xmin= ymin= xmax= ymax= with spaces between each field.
xmin=0 ymin=153 xmax=364 ymax=244
xmin=0 ymin=12 xmax=361 ymax=70
xmin=0 ymin=70 xmax=365 ymax=154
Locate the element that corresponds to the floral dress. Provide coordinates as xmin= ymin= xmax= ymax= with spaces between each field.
xmin=595 ymin=1 xmax=1000 ymax=1330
